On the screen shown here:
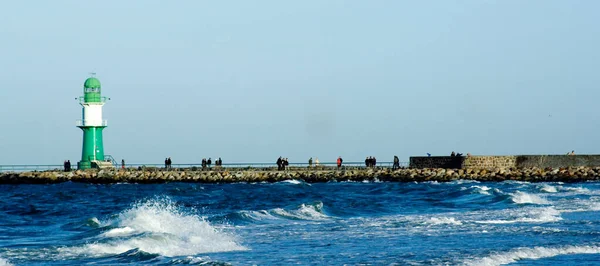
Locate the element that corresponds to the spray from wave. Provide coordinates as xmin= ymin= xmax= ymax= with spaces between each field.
xmin=60 ymin=197 xmax=246 ymax=257
xmin=463 ymin=245 xmax=600 ymax=266
xmin=0 ymin=257 xmax=12 ymax=266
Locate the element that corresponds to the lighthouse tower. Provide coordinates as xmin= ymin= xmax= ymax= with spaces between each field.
xmin=77 ymin=74 xmax=108 ymax=170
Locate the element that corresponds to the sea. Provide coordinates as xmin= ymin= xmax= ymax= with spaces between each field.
xmin=1 ymin=180 xmax=600 ymax=265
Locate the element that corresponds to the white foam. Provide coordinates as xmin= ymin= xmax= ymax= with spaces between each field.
xmin=451 ymin=180 xmax=480 ymax=184
xmin=0 ymin=257 xmax=12 ymax=266
xmin=559 ymin=186 xmax=591 ymax=194
xmin=239 ymin=210 xmax=278 ymax=221
xmin=281 ymin=179 xmax=302 ymax=185
xmin=102 ymin=226 xmax=136 ymax=237
xmin=463 ymin=245 xmax=600 ymax=266
xmin=60 ymin=197 xmax=246 ymax=257
xmin=428 ymin=217 xmax=463 ymax=226
xmin=509 ymin=191 xmax=549 ymax=205
xmin=471 ymin=185 xmax=492 ymax=195
xmin=272 ymin=202 xmax=329 ymax=221
xmin=539 ymin=184 xmax=558 ymax=193
xmin=475 ymin=207 xmax=561 ymax=224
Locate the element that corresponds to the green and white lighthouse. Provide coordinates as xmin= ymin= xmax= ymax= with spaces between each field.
xmin=76 ymin=74 xmax=109 ymax=170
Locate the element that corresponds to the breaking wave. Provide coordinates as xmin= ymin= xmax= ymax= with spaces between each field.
xmin=539 ymin=184 xmax=558 ymax=193
xmin=509 ymin=191 xmax=550 ymax=205
xmin=463 ymin=245 xmax=600 ymax=266
xmin=60 ymin=197 xmax=246 ymax=257
xmin=0 ymin=257 xmax=12 ymax=266
xmin=248 ymin=202 xmax=329 ymax=221
xmin=474 ymin=207 xmax=561 ymax=224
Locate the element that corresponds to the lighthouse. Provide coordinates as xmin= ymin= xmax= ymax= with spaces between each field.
xmin=76 ymin=74 xmax=109 ymax=170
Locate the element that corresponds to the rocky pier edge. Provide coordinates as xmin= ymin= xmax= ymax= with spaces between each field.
xmin=2 ymin=166 xmax=600 ymax=184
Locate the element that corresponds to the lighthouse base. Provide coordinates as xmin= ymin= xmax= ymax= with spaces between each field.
xmin=78 ymin=161 xmax=93 ymax=170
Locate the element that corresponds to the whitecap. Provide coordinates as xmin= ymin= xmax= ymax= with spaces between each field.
xmin=0 ymin=257 xmax=12 ymax=266
xmin=239 ymin=210 xmax=278 ymax=221
xmin=280 ymin=179 xmax=302 ymax=185
xmin=427 ymin=217 xmax=463 ymax=226
xmin=509 ymin=191 xmax=549 ymax=205
xmin=470 ymin=185 xmax=492 ymax=195
xmin=272 ymin=202 xmax=329 ymax=221
xmin=451 ymin=180 xmax=480 ymax=185
xmin=101 ymin=226 xmax=136 ymax=237
xmin=60 ymin=197 xmax=246 ymax=257
xmin=463 ymin=245 xmax=600 ymax=266
xmin=539 ymin=184 xmax=558 ymax=193
xmin=558 ymin=186 xmax=591 ymax=194
xmin=474 ymin=207 xmax=561 ymax=224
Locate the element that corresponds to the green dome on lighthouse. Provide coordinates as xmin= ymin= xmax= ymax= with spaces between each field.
xmin=84 ymin=77 xmax=101 ymax=89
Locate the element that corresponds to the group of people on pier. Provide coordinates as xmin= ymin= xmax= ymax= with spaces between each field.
xmin=365 ymin=156 xmax=377 ymax=167
xmin=63 ymin=160 xmax=72 ymax=172
xmin=277 ymin=157 xmax=290 ymax=170
xmin=164 ymin=157 xmax=173 ymax=169
xmin=201 ymin=157 xmax=222 ymax=169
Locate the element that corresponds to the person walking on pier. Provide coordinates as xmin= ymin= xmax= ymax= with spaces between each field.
xmin=308 ymin=157 xmax=313 ymax=168
xmin=393 ymin=156 xmax=400 ymax=170
xmin=277 ymin=157 xmax=283 ymax=171
xmin=121 ymin=159 xmax=125 ymax=169
xmin=283 ymin=158 xmax=289 ymax=171
xmin=337 ymin=156 xmax=343 ymax=169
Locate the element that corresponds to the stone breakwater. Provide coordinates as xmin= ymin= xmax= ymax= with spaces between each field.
xmin=3 ymin=167 xmax=600 ymax=184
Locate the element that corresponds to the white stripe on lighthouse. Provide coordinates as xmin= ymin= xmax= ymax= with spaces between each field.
xmin=82 ymin=104 xmax=104 ymax=126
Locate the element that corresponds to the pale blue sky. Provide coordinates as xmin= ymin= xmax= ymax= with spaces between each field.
xmin=0 ymin=1 xmax=598 ymax=164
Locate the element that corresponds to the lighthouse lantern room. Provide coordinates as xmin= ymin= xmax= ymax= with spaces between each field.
xmin=77 ymin=74 xmax=109 ymax=170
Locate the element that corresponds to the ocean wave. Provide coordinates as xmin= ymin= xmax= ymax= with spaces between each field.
xmin=558 ymin=186 xmax=591 ymax=194
xmin=0 ymin=257 xmax=12 ymax=266
xmin=236 ymin=209 xmax=279 ymax=221
xmin=509 ymin=191 xmax=550 ymax=205
xmin=463 ymin=245 xmax=600 ymax=266
xmin=449 ymin=180 xmax=480 ymax=185
xmin=60 ymin=197 xmax=246 ymax=257
xmin=474 ymin=207 xmax=561 ymax=224
xmin=279 ymin=179 xmax=303 ymax=185
xmin=271 ymin=202 xmax=329 ymax=221
xmin=539 ymin=184 xmax=558 ymax=193
xmin=216 ymin=201 xmax=330 ymax=224
xmin=101 ymin=226 xmax=136 ymax=237
xmin=427 ymin=217 xmax=463 ymax=226
xmin=470 ymin=185 xmax=492 ymax=195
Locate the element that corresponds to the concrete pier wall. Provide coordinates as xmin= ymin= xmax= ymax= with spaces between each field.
xmin=410 ymin=155 xmax=600 ymax=169
xmin=2 ymin=166 xmax=600 ymax=184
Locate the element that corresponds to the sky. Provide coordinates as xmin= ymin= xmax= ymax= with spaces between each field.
xmin=0 ymin=0 xmax=599 ymax=165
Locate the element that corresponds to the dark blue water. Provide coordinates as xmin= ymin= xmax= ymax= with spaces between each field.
xmin=1 ymin=180 xmax=600 ymax=265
